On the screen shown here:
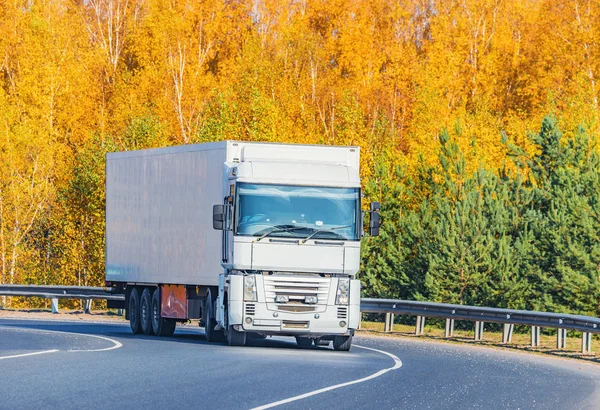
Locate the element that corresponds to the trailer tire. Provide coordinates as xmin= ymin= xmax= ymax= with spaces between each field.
xmin=140 ymin=288 xmax=154 ymax=335
xmin=128 ymin=287 xmax=142 ymax=334
xmin=295 ymin=337 xmax=313 ymax=349
xmin=151 ymin=288 xmax=176 ymax=337
xmin=333 ymin=334 xmax=353 ymax=351
xmin=226 ymin=325 xmax=247 ymax=346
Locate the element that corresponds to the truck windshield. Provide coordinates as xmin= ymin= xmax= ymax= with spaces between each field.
xmin=235 ymin=183 xmax=360 ymax=241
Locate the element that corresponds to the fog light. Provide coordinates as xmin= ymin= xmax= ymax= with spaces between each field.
xmin=305 ymin=296 xmax=318 ymax=304
xmin=275 ymin=295 xmax=289 ymax=303
xmin=273 ymin=312 xmax=278 ymax=317
xmin=314 ymin=314 xmax=320 ymax=319
xmin=245 ymin=317 xmax=252 ymax=324
xmin=339 ymin=321 xmax=347 ymax=327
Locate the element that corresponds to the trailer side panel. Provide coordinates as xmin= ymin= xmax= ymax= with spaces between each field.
xmin=106 ymin=143 xmax=227 ymax=286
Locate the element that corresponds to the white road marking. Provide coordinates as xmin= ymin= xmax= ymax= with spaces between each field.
xmin=0 ymin=349 xmax=60 ymax=360
xmin=251 ymin=344 xmax=403 ymax=410
xmin=0 ymin=325 xmax=123 ymax=355
xmin=64 ymin=331 xmax=123 ymax=352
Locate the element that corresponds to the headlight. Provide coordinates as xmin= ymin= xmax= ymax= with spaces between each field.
xmin=336 ymin=278 xmax=350 ymax=305
xmin=244 ymin=275 xmax=257 ymax=301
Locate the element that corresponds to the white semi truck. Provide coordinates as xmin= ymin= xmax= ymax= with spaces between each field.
xmin=105 ymin=141 xmax=380 ymax=351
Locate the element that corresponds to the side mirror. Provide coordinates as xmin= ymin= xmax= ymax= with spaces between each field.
xmin=213 ymin=204 xmax=225 ymax=230
xmin=368 ymin=201 xmax=381 ymax=236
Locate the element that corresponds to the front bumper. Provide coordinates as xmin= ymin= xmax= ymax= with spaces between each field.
xmin=239 ymin=301 xmax=354 ymax=337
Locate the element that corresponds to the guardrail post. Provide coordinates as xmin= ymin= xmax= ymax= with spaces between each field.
xmin=502 ymin=324 xmax=514 ymax=344
xmin=384 ymin=313 xmax=394 ymax=332
xmin=530 ymin=326 xmax=541 ymax=347
xmin=556 ymin=328 xmax=567 ymax=349
xmin=474 ymin=321 xmax=484 ymax=341
xmin=415 ymin=316 xmax=425 ymax=335
xmin=582 ymin=332 xmax=592 ymax=353
xmin=444 ymin=319 xmax=454 ymax=338
xmin=84 ymin=299 xmax=92 ymax=314
xmin=51 ymin=298 xmax=59 ymax=314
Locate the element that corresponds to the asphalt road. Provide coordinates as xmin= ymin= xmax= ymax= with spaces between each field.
xmin=0 ymin=318 xmax=599 ymax=409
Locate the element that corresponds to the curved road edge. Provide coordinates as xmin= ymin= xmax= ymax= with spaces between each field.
xmin=251 ymin=344 xmax=403 ymax=410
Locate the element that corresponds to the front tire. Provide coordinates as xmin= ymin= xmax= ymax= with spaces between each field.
xmin=204 ymin=293 xmax=221 ymax=342
xmin=140 ymin=288 xmax=154 ymax=335
xmin=333 ymin=334 xmax=353 ymax=351
xmin=128 ymin=287 xmax=142 ymax=334
xmin=226 ymin=325 xmax=247 ymax=346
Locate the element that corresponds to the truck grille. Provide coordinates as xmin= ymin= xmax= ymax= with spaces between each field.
xmin=245 ymin=304 xmax=256 ymax=316
xmin=337 ymin=306 xmax=348 ymax=319
xmin=264 ymin=276 xmax=330 ymax=313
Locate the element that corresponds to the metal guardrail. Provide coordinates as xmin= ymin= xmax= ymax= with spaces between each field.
xmin=361 ymin=298 xmax=597 ymax=353
xmin=0 ymin=286 xmax=596 ymax=353
xmin=361 ymin=298 xmax=600 ymax=333
xmin=0 ymin=285 xmax=124 ymax=301
xmin=0 ymin=285 xmax=124 ymax=314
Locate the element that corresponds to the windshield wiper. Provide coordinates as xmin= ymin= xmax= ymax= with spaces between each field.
xmin=300 ymin=225 xmax=351 ymax=244
xmin=255 ymin=225 xmax=309 ymax=242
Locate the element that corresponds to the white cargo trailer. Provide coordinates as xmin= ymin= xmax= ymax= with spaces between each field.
xmin=105 ymin=141 xmax=380 ymax=350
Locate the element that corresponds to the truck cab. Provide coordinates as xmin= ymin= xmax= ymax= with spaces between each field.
xmin=211 ymin=143 xmax=380 ymax=350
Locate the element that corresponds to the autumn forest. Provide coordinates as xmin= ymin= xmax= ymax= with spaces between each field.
xmin=1 ymin=0 xmax=600 ymax=314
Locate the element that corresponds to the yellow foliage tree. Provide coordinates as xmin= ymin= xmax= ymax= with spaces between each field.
xmin=2 ymin=0 xmax=600 ymax=301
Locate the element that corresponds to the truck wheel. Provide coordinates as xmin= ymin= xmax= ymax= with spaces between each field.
xmin=129 ymin=287 xmax=142 ymax=334
xmin=151 ymin=288 xmax=176 ymax=337
xmin=140 ymin=288 xmax=154 ymax=335
xmin=203 ymin=295 xmax=218 ymax=342
xmin=295 ymin=337 xmax=313 ymax=349
xmin=226 ymin=325 xmax=247 ymax=346
xmin=333 ymin=334 xmax=353 ymax=351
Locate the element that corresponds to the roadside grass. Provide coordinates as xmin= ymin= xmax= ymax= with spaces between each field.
xmin=358 ymin=320 xmax=600 ymax=364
